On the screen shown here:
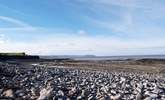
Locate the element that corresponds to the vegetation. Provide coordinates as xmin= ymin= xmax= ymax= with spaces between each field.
xmin=0 ymin=52 xmax=26 ymax=56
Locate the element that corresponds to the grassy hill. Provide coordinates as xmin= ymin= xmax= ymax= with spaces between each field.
xmin=0 ymin=52 xmax=26 ymax=56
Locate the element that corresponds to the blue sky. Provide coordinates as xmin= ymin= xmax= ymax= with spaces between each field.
xmin=0 ymin=0 xmax=165 ymax=55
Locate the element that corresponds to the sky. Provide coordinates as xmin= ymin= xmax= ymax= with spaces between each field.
xmin=0 ymin=0 xmax=165 ymax=55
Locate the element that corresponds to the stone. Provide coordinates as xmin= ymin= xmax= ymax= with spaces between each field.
xmin=2 ymin=89 xmax=14 ymax=98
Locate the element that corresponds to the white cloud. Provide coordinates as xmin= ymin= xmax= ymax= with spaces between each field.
xmin=78 ymin=0 xmax=165 ymax=38
xmin=0 ymin=16 xmax=49 ymax=35
xmin=78 ymin=30 xmax=87 ymax=36
xmin=0 ymin=27 xmax=37 ymax=32
xmin=0 ymin=16 xmax=30 ymax=27
xmin=80 ymin=0 xmax=164 ymax=10
xmin=0 ymin=34 xmax=6 ymax=44
xmin=1 ymin=35 xmax=165 ymax=55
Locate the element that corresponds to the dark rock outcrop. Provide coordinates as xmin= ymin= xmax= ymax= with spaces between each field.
xmin=0 ymin=55 xmax=39 ymax=61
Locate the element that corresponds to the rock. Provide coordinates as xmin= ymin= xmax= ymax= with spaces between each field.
xmin=0 ymin=89 xmax=3 ymax=94
xmin=110 ymin=94 xmax=121 ymax=100
xmin=2 ymin=89 xmax=14 ymax=98
xmin=136 ymin=92 xmax=142 ymax=100
xmin=37 ymin=86 xmax=53 ymax=100
xmin=15 ymin=89 xmax=25 ymax=97
xmin=0 ymin=62 xmax=165 ymax=100
xmin=57 ymin=90 xmax=64 ymax=96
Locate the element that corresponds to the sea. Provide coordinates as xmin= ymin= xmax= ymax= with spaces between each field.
xmin=40 ymin=55 xmax=165 ymax=61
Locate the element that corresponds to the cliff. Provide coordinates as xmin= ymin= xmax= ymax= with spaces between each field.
xmin=0 ymin=53 xmax=39 ymax=61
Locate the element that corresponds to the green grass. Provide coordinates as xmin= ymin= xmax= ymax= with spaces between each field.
xmin=0 ymin=52 xmax=26 ymax=56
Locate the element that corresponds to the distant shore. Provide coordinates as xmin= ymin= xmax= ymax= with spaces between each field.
xmin=0 ymin=53 xmax=165 ymax=73
xmin=0 ymin=53 xmax=39 ymax=61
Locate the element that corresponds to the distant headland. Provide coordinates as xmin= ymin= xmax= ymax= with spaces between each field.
xmin=0 ymin=52 xmax=40 ymax=61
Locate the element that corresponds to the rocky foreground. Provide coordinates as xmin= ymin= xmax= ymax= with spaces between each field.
xmin=0 ymin=62 xmax=165 ymax=100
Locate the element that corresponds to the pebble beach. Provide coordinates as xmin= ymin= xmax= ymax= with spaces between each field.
xmin=0 ymin=62 xmax=165 ymax=100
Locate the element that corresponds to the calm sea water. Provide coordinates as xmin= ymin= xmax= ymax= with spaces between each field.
xmin=41 ymin=55 xmax=165 ymax=60
xmin=73 ymin=55 xmax=165 ymax=60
